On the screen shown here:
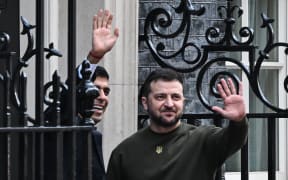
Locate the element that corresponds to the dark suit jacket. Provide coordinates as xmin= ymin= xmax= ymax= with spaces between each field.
xmin=75 ymin=127 xmax=106 ymax=180
xmin=43 ymin=124 xmax=106 ymax=180
xmin=91 ymin=129 xmax=106 ymax=180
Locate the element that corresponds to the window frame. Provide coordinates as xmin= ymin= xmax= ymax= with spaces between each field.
xmin=225 ymin=0 xmax=288 ymax=179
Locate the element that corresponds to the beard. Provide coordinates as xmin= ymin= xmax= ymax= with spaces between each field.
xmin=148 ymin=108 xmax=182 ymax=128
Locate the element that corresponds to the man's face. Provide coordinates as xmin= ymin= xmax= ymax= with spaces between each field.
xmin=141 ymin=80 xmax=184 ymax=131
xmin=91 ymin=76 xmax=110 ymax=124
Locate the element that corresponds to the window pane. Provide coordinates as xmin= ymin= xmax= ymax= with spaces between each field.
xmin=249 ymin=69 xmax=279 ymax=171
xmin=225 ymin=69 xmax=279 ymax=172
xmin=250 ymin=70 xmax=279 ymax=114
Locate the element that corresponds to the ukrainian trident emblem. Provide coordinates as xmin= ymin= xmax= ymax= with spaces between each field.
xmin=155 ymin=145 xmax=163 ymax=154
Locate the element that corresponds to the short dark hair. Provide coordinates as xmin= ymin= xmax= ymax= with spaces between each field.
xmin=75 ymin=65 xmax=109 ymax=85
xmin=139 ymin=68 xmax=183 ymax=99
xmin=90 ymin=65 xmax=109 ymax=82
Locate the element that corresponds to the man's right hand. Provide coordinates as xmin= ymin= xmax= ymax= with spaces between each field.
xmin=88 ymin=9 xmax=119 ymax=64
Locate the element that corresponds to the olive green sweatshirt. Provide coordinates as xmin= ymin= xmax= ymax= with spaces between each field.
xmin=107 ymin=119 xmax=248 ymax=180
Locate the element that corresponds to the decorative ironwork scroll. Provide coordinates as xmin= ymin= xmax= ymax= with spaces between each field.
xmin=0 ymin=16 xmax=63 ymax=124
xmin=140 ymin=0 xmax=288 ymax=113
xmin=0 ymin=16 xmax=100 ymax=126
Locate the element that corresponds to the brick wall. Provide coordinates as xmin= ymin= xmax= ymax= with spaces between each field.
xmin=138 ymin=0 xmax=228 ymax=118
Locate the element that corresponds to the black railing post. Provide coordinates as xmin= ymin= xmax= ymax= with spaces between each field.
xmin=214 ymin=117 xmax=225 ymax=180
xmin=65 ymin=1 xmax=77 ymax=180
xmin=0 ymin=1 xmax=20 ymax=179
xmin=5 ymin=53 xmax=13 ymax=180
xmin=241 ymin=138 xmax=249 ymax=180
xmin=67 ymin=0 xmax=77 ymax=125
xmin=35 ymin=0 xmax=45 ymax=126
xmin=35 ymin=1 xmax=45 ymax=180
xmin=267 ymin=117 xmax=276 ymax=180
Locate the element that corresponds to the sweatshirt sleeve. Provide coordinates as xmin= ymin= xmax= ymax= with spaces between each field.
xmin=204 ymin=117 xmax=248 ymax=167
xmin=106 ymin=150 xmax=123 ymax=180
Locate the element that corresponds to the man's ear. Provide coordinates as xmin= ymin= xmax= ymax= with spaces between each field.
xmin=141 ymin=97 xmax=148 ymax=111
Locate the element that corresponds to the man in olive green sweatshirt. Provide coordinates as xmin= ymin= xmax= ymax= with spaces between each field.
xmin=106 ymin=68 xmax=248 ymax=180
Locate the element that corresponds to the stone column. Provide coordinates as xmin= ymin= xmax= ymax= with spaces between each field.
xmin=100 ymin=0 xmax=139 ymax=166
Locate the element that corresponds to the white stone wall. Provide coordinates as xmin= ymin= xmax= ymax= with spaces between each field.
xmin=101 ymin=0 xmax=139 ymax=166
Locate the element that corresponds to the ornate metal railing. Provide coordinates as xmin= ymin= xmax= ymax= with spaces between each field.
xmin=139 ymin=0 xmax=288 ymax=180
xmin=0 ymin=1 xmax=97 ymax=179
xmin=140 ymin=0 xmax=288 ymax=113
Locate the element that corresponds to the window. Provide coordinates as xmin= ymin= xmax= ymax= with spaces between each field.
xmin=224 ymin=0 xmax=287 ymax=179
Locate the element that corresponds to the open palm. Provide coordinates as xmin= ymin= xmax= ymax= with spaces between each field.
xmin=89 ymin=9 xmax=119 ymax=63
xmin=212 ymin=78 xmax=246 ymax=122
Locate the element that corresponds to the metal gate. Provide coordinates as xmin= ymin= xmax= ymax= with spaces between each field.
xmin=138 ymin=0 xmax=288 ymax=180
xmin=0 ymin=0 xmax=288 ymax=180
xmin=0 ymin=1 xmax=95 ymax=180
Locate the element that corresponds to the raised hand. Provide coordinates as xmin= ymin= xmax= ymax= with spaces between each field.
xmin=212 ymin=78 xmax=246 ymax=122
xmin=88 ymin=9 xmax=119 ymax=64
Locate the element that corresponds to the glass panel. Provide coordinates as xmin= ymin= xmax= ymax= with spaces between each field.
xmin=225 ymin=69 xmax=279 ymax=172
xmin=250 ymin=70 xmax=279 ymax=114
xmin=248 ymin=70 xmax=279 ymax=171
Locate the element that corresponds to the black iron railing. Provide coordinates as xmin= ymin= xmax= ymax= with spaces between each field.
xmin=0 ymin=1 xmax=95 ymax=180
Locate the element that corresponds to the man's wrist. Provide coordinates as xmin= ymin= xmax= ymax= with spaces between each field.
xmin=87 ymin=51 xmax=103 ymax=64
xmin=230 ymin=116 xmax=248 ymax=126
